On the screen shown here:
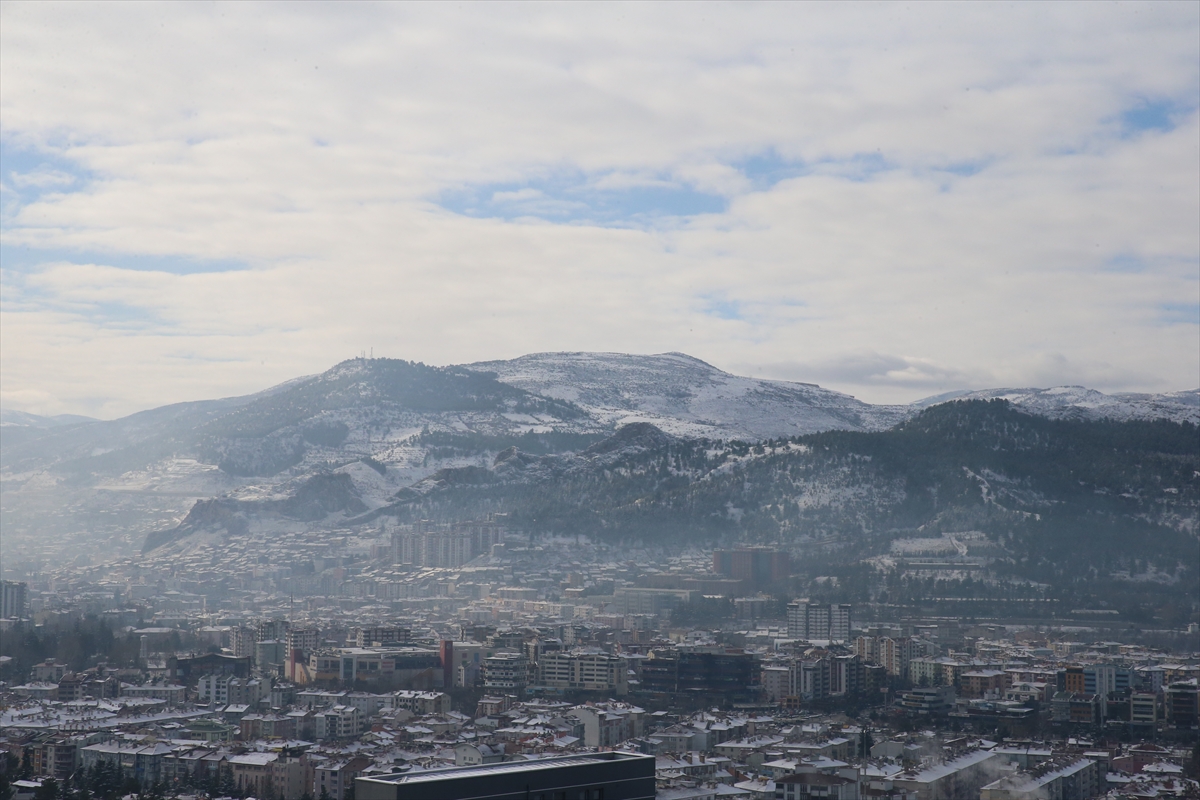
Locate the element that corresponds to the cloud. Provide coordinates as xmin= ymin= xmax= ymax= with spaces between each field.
xmin=754 ymin=352 xmax=972 ymax=390
xmin=8 ymin=168 xmax=77 ymax=189
xmin=0 ymin=2 xmax=1197 ymax=416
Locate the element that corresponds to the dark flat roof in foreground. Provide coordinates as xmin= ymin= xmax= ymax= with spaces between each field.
xmin=356 ymin=752 xmax=655 ymax=800
xmin=377 ymin=755 xmax=618 ymax=784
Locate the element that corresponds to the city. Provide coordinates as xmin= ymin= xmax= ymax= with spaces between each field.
xmin=2 ymin=534 xmax=1197 ymax=800
xmin=2 ymin=3 xmax=1198 ymax=800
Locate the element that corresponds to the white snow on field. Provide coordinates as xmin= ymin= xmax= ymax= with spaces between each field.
xmin=891 ymin=537 xmax=959 ymax=555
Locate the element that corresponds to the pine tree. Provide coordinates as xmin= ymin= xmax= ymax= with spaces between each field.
xmin=33 ymin=779 xmax=59 ymax=800
xmin=0 ymin=751 xmax=19 ymax=800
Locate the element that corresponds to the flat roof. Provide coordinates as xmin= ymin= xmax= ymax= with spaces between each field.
xmin=362 ymin=752 xmax=650 ymax=785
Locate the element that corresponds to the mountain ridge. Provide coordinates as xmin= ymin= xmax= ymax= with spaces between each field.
xmin=2 ymin=352 xmax=1196 ymax=569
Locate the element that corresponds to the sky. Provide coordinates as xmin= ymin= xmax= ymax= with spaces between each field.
xmin=1 ymin=2 xmax=1198 ymax=419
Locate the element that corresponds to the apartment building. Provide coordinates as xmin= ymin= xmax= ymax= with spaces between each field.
xmin=538 ymin=650 xmax=629 ymax=695
xmin=789 ymin=601 xmax=852 ymax=641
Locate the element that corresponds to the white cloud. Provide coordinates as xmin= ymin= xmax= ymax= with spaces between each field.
xmin=0 ymin=2 xmax=1196 ymax=416
xmin=7 ymin=168 xmax=77 ymax=189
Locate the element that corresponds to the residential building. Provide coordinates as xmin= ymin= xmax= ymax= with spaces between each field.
xmin=712 ymin=547 xmax=791 ymax=587
xmin=229 ymin=752 xmax=278 ymax=798
xmin=776 ymin=771 xmax=860 ymax=800
xmin=979 ymin=757 xmax=1100 ymax=800
xmin=314 ymin=705 xmax=362 ymax=740
xmin=897 ymin=686 xmax=956 ymax=715
xmin=614 ymin=587 xmax=697 ymax=616
xmin=314 ymin=756 xmax=372 ymax=800
xmin=893 ymin=750 xmax=1004 ymax=800
xmin=1167 ymin=680 xmax=1199 ymax=727
xmin=538 ymin=650 xmax=629 ymax=695
xmin=2 ymin=581 xmax=28 ymax=619
xmin=391 ymin=690 xmax=451 ymax=716
xmin=483 ymin=651 xmax=528 ymax=692
xmin=788 ymin=600 xmax=852 ymax=641
xmin=568 ymin=703 xmax=645 ymax=748
xmin=1130 ymin=692 xmax=1159 ymax=726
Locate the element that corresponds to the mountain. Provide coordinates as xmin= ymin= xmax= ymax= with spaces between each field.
xmin=0 ymin=409 xmax=98 ymax=448
xmin=466 ymin=351 xmax=911 ymax=439
xmin=374 ymin=400 xmax=1199 ymax=542
xmin=2 ymin=352 xmax=1196 ymax=570
xmin=916 ymin=385 xmax=1200 ymax=424
xmin=0 ymin=358 xmax=601 ymax=566
xmin=368 ymin=400 xmax=1200 ymax=613
xmin=0 ymin=410 xmax=97 ymax=428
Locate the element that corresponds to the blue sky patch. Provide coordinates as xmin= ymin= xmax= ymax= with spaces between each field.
xmin=1159 ymin=302 xmax=1200 ymax=326
xmin=734 ymin=150 xmax=807 ymax=190
xmin=2 ymin=140 xmax=247 ymax=275
xmin=937 ymin=159 xmax=990 ymax=177
xmin=1 ymin=139 xmax=94 ymax=207
xmin=0 ymin=242 xmax=247 ymax=276
xmin=438 ymin=170 xmax=726 ymax=225
xmin=1105 ymin=254 xmax=1146 ymax=273
xmin=819 ymin=152 xmax=894 ymax=182
xmin=732 ymin=150 xmax=899 ymax=188
xmin=1119 ymin=98 xmax=1193 ymax=136
xmin=438 ymin=154 xmax=910 ymax=226
xmin=701 ymin=296 xmax=745 ymax=321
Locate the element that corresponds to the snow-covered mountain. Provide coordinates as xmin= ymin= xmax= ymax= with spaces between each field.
xmin=0 ymin=409 xmax=96 ymax=428
xmin=2 ymin=351 xmax=1195 ymax=566
xmin=467 ymin=351 xmax=911 ymax=439
xmin=915 ymin=386 xmax=1200 ymax=425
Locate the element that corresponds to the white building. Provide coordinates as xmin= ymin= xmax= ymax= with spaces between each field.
xmin=314 ymin=705 xmax=362 ymax=740
xmin=787 ymin=601 xmax=851 ymax=641
xmin=539 ymin=650 xmax=628 ymax=695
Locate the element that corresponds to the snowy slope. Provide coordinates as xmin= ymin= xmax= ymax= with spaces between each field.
xmin=466 ymin=351 xmax=911 ymax=439
xmin=0 ymin=409 xmax=96 ymax=428
xmin=920 ymin=386 xmax=1200 ymax=425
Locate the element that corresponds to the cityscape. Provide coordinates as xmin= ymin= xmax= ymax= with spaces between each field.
xmin=2 ymin=528 xmax=1197 ymax=800
xmin=2 ymin=3 xmax=1198 ymax=800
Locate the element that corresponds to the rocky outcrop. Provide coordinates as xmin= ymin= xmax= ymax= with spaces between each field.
xmin=583 ymin=422 xmax=672 ymax=456
xmin=278 ymin=473 xmax=368 ymax=521
xmin=142 ymin=498 xmax=248 ymax=552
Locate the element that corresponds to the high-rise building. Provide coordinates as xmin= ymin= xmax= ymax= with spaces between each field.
xmin=231 ymin=627 xmax=256 ymax=658
xmin=1 ymin=581 xmax=28 ymax=619
xmin=778 ymin=654 xmax=864 ymax=701
xmin=713 ymin=547 xmax=791 ymax=586
xmin=256 ymin=619 xmax=289 ymax=642
xmin=856 ymin=635 xmax=914 ymax=679
xmin=482 ymin=652 xmax=528 ymax=692
xmin=287 ymin=628 xmax=321 ymax=653
xmin=830 ymin=604 xmax=852 ymax=641
xmin=392 ymin=519 xmax=506 ymax=568
xmin=788 ymin=600 xmax=852 ymax=641
xmin=1167 ymin=681 xmax=1199 ymax=728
